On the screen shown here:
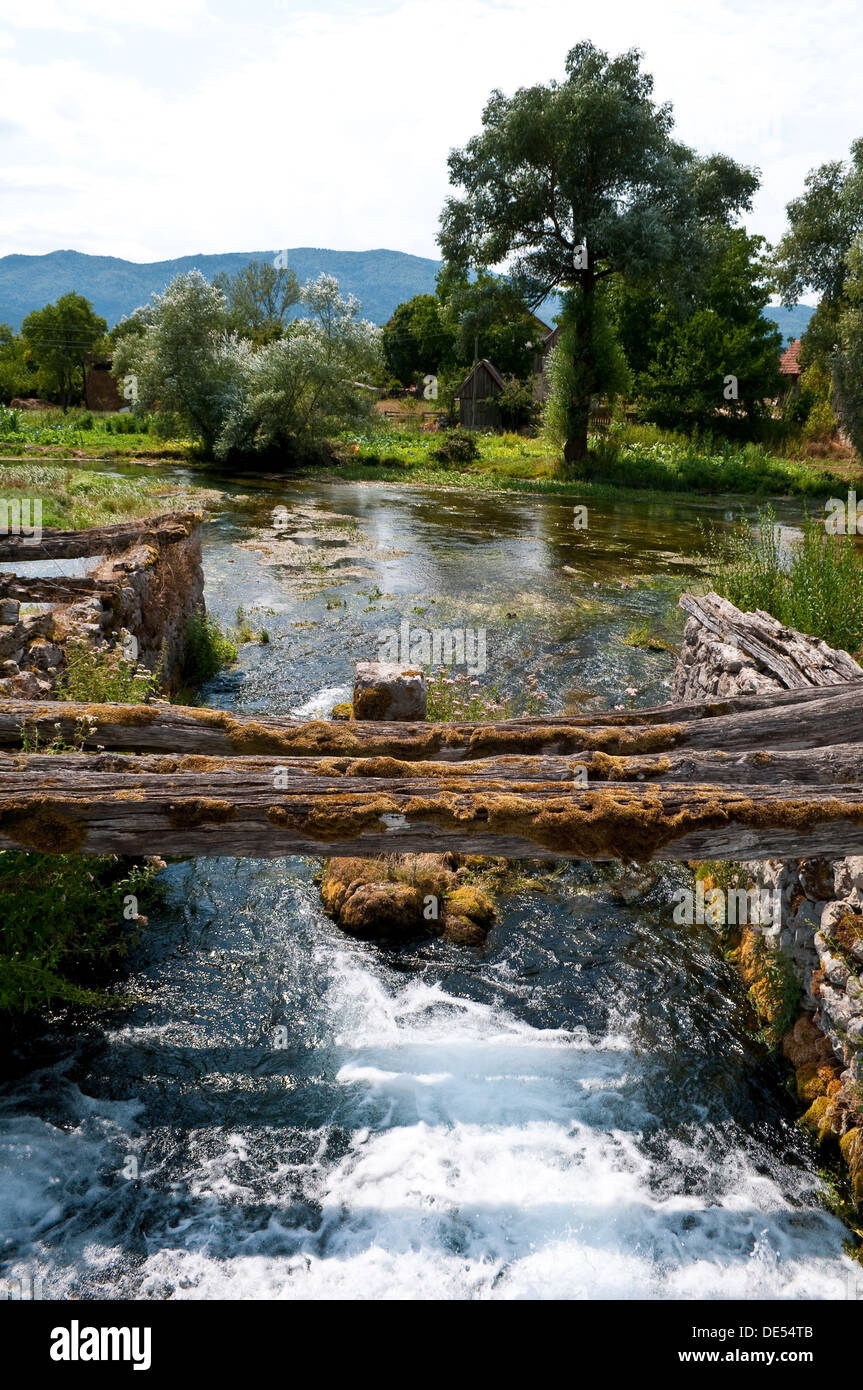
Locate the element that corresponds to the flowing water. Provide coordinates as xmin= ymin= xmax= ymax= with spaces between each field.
xmin=1 ymin=476 xmax=860 ymax=1300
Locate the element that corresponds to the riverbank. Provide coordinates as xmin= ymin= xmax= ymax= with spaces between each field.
xmin=0 ymin=461 xmax=218 ymax=529
xmin=2 ymin=412 xmax=860 ymax=500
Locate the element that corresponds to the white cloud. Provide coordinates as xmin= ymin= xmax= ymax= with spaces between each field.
xmin=0 ymin=0 xmax=860 ymax=268
xmin=0 ymin=0 xmax=211 ymax=32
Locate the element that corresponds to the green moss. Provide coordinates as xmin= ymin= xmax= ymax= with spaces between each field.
xmin=166 ymin=798 xmax=237 ymax=829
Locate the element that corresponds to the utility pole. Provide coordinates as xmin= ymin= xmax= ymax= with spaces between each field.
xmin=470 ymin=332 xmax=478 ymax=431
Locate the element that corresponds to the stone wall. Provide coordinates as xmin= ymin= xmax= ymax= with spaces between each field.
xmin=673 ymin=591 xmax=861 ymax=702
xmin=675 ymin=590 xmax=863 ymax=1202
xmin=0 ymin=514 xmax=204 ymax=698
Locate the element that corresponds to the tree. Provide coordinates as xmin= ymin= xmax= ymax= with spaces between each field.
xmin=113 ymin=270 xmax=381 ymax=461
xmin=223 ymin=274 xmax=381 ymax=458
xmin=214 ymin=259 xmax=301 ymax=343
xmin=21 ymin=293 xmax=108 ymax=409
xmin=0 ymin=324 xmax=37 ymax=404
xmin=832 ymin=236 xmax=863 ymax=457
xmin=382 ymin=294 xmax=454 ymax=383
xmin=438 ymin=41 xmax=758 ymax=465
xmin=773 ymin=140 xmax=863 ymax=374
xmin=112 ymin=271 xmax=247 ymax=454
xmin=615 ymin=229 xmax=782 ymax=433
xmin=438 ymin=269 xmax=539 ymax=379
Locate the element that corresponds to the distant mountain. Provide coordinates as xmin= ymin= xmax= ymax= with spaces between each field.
xmin=0 ymin=248 xmax=444 ymax=330
xmin=0 ymin=248 xmax=817 ymax=349
xmin=762 ymin=302 xmax=815 ymax=346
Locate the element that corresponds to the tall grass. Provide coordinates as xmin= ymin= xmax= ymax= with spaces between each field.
xmin=700 ymin=505 xmax=863 ymax=655
xmin=0 ymin=462 xmax=208 ymax=529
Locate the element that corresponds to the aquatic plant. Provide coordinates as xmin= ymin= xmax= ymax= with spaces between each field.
xmin=178 ymin=613 xmax=238 ymax=689
xmin=699 ymin=505 xmax=863 ymax=655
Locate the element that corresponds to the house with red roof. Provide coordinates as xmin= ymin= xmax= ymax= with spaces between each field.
xmin=779 ymin=338 xmax=803 ymax=396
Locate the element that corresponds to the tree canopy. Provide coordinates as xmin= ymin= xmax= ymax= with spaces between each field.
xmin=214 ymin=259 xmax=301 ymax=343
xmin=113 ymin=270 xmax=381 ymax=461
xmin=612 ymin=229 xmax=782 ymax=433
xmin=21 ymin=293 xmax=108 ymax=409
xmin=438 ymin=40 xmax=758 ymax=462
xmin=773 ymin=138 xmax=863 ymax=372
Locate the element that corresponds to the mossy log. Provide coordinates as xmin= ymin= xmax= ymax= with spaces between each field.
xmin=1 ymin=680 xmax=863 ymax=760
xmin=3 ymin=752 xmax=863 ymax=860
xmin=0 ymin=510 xmax=201 ymax=563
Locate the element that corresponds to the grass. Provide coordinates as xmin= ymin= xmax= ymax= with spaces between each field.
xmin=699 ymin=505 xmax=863 ymax=656
xmin=0 ymin=853 xmax=160 ymax=1019
xmin=57 ymin=639 xmax=160 ymax=704
xmin=0 ymin=461 xmax=211 ymax=529
xmin=176 ymin=613 xmax=238 ymax=696
xmin=573 ymin=427 xmax=857 ymax=498
xmin=0 ymin=406 xmax=191 ymax=460
xmin=5 ymin=410 xmax=857 ymax=500
xmin=320 ymin=421 xmax=862 ymax=500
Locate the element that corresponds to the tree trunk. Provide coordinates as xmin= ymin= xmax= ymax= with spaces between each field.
xmin=562 ymin=275 xmax=596 ymax=468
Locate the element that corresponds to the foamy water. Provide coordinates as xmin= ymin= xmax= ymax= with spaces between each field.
xmin=2 ymin=893 xmax=858 ymax=1302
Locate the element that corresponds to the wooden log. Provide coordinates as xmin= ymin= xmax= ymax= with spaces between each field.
xmin=2 ymin=755 xmax=863 ymax=860
xmin=5 ymin=743 xmax=863 ymax=788
xmin=0 ymin=510 xmax=201 ymax=563
xmin=1 ymin=680 xmax=862 ymax=759
xmin=0 ymin=574 xmax=119 ymax=604
xmin=679 ymin=592 xmax=862 ymax=687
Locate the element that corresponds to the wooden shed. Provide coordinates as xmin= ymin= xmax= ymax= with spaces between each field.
xmin=532 ymin=325 xmax=561 ymax=402
xmin=84 ymin=356 xmax=125 ymax=412
xmin=456 ymin=359 xmax=506 ymax=430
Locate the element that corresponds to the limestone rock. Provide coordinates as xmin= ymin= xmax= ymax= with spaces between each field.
xmin=353 ymin=663 xmax=427 ymax=721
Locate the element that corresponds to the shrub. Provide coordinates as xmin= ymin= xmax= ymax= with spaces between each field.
xmin=699 ymin=505 xmax=863 ymax=655
xmin=57 ymin=640 xmax=159 ymax=704
xmin=179 ymin=613 xmax=237 ymax=688
xmin=0 ymin=853 xmax=159 ymax=1018
xmin=430 ymin=430 xmax=479 ymax=465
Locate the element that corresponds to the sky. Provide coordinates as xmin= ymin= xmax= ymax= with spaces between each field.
xmin=0 ymin=0 xmax=860 ymax=275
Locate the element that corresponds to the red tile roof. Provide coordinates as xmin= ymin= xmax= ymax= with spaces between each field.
xmin=780 ymin=338 xmax=802 ymax=376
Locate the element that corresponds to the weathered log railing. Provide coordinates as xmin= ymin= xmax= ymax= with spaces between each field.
xmin=2 ymin=680 xmax=863 ymax=861
xmin=0 ymin=510 xmax=201 ymax=564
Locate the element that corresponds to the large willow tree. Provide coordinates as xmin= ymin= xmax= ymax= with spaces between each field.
xmin=438 ymin=41 xmax=758 ymax=464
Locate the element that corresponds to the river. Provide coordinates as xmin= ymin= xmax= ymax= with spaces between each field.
xmin=0 ymin=476 xmax=859 ymax=1300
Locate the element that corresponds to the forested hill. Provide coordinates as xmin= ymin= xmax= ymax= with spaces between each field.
xmin=0 ymin=247 xmax=442 ymax=330
xmin=762 ymin=302 xmax=815 ymax=344
xmin=0 ymin=247 xmax=816 ymax=342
